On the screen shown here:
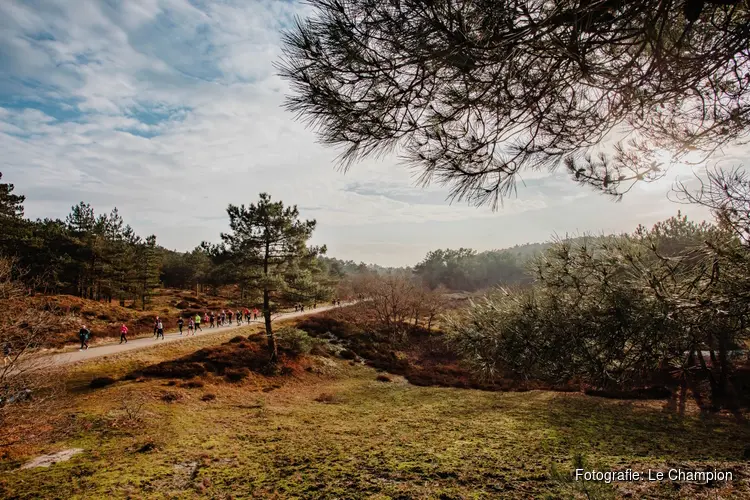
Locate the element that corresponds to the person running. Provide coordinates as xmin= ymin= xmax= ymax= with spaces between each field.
xmin=119 ymin=324 xmax=128 ymax=344
xmin=79 ymin=325 xmax=90 ymax=350
xmin=294 ymin=304 xmax=298 ymax=312
xmin=194 ymin=313 xmax=202 ymax=332
xmin=153 ymin=317 xmax=160 ymax=337
xmin=227 ymin=310 xmax=233 ymax=325
xmin=178 ymin=316 xmax=184 ymax=335
xmin=236 ymin=310 xmax=242 ymax=325
xmin=187 ymin=317 xmax=194 ymax=335
xmin=156 ymin=319 xmax=164 ymax=340
xmin=209 ymin=311 xmax=215 ymax=328
xmin=253 ymin=308 xmax=259 ymax=320
xmin=3 ymin=342 xmax=11 ymax=366
xmin=244 ymin=309 xmax=251 ymax=323
xmin=219 ymin=310 xmax=225 ymax=326
xmin=203 ymin=312 xmax=209 ymax=326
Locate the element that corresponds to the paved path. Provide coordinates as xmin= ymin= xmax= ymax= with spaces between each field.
xmin=42 ymin=304 xmax=347 ymax=367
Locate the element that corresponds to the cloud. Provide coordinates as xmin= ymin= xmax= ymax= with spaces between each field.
xmin=0 ymin=0 xmax=725 ymax=266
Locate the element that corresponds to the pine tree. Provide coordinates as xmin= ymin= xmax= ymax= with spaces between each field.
xmin=0 ymin=172 xmax=30 ymax=260
xmin=209 ymin=193 xmax=327 ymax=361
xmin=0 ymin=172 xmax=25 ymax=219
xmin=65 ymin=202 xmax=97 ymax=298
xmin=134 ymin=235 xmax=161 ymax=310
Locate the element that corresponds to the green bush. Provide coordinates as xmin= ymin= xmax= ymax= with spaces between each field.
xmin=276 ymin=327 xmax=314 ymax=355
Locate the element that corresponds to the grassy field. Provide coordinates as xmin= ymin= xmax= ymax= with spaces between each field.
xmin=2 ymin=325 xmax=749 ymax=499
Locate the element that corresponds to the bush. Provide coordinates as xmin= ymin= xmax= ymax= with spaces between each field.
xmin=229 ymin=335 xmax=245 ymax=344
xmin=225 ymin=367 xmax=250 ymax=382
xmin=201 ymin=393 xmax=216 ymax=402
xmin=140 ymin=361 xmax=207 ymax=379
xmin=276 ymin=327 xmax=314 ymax=355
xmin=376 ymin=374 xmax=392 ymax=382
xmin=314 ymin=392 xmax=337 ymax=403
xmin=176 ymin=301 xmax=190 ymax=309
xmin=161 ymin=391 xmax=181 ymax=403
xmin=181 ymin=380 xmax=205 ymax=389
xmin=339 ymin=349 xmax=356 ymax=360
xmin=89 ymin=377 xmax=116 ymax=389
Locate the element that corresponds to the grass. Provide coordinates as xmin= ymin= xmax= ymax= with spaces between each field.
xmin=2 ymin=345 xmax=749 ymax=499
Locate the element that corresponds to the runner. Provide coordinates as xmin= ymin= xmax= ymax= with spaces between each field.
xmin=294 ymin=304 xmax=298 ymax=312
xmin=227 ymin=310 xmax=233 ymax=325
xmin=153 ymin=316 xmax=160 ymax=337
xmin=253 ymin=308 xmax=258 ymax=320
xmin=220 ymin=310 xmax=226 ymax=326
xmin=244 ymin=308 xmax=251 ymax=323
xmin=203 ymin=312 xmax=209 ymax=326
xmin=119 ymin=324 xmax=128 ymax=344
xmin=209 ymin=311 xmax=215 ymax=328
xmin=195 ymin=313 xmax=202 ymax=332
xmin=178 ymin=316 xmax=184 ymax=335
xmin=78 ymin=325 xmax=90 ymax=350
xmin=156 ymin=319 xmax=164 ymax=340
xmin=188 ymin=317 xmax=194 ymax=335
xmin=236 ymin=309 xmax=242 ymax=325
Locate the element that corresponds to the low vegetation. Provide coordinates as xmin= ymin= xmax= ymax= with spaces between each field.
xmin=1 ymin=349 xmax=748 ymax=498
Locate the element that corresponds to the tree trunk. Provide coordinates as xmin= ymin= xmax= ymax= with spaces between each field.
xmin=264 ymin=287 xmax=277 ymax=362
xmin=263 ymin=238 xmax=277 ymax=362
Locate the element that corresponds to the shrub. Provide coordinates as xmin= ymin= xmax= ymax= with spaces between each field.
xmin=339 ymin=349 xmax=356 ymax=360
xmin=176 ymin=301 xmax=190 ymax=309
xmin=225 ymin=367 xmax=250 ymax=382
xmin=140 ymin=361 xmax=207 ymax=379
xmin=161 ymin=391 xmax=181 ymax=403
xmin=136 ymin=440 xmax=157 ymax=453
xmin=314 ymin=392 xmax=337 ymax=403
xmin=201 ymin=393 xmax=216 ymax=402
xmin=89 ymin=377 xmax=116 ymax=389
xmin=229 ymin=335 xmax=245 ymax=344
xmin=276 ymin=327 xmax=314 ymax=355
xmin=181 ymin=380 xmax=205 ymax=389
xmin=376 ymin=374 xmax=392 ymax=382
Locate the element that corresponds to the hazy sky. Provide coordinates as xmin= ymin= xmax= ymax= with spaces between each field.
xmin=0 ymin=0 xmax=730 ymax=267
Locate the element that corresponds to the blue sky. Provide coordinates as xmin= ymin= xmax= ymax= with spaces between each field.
xmin=0 ymin=0 xmax=726 ymax=266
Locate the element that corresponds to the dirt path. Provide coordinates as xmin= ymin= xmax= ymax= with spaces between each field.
xmin=42 ymin=304 xmax=347 ymax=367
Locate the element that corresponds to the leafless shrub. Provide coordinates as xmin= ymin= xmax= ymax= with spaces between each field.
xmin=121 ymin=394 xmax=147 ymax=422
xmin=0 ymin=257 xmax=67 ymax=433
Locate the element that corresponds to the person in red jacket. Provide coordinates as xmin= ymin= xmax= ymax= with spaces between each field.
xmin=119 ymin=324 xmax=128 ymax=344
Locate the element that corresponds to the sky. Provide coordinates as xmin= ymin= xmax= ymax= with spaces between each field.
xmin=0 ymin=0 xmax=732 ymax=267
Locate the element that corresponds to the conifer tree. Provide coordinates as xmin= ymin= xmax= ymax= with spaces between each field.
xmin=208 ymin=193 xmax=327 ymax=361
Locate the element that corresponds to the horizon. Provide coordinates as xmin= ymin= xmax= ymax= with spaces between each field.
xmin=0 ymin=0 xmax=728 ymax=267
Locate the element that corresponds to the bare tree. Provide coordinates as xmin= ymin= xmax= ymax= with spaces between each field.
xmin=356 ymin=273 xmax=419 ymax=339
xmin=0 ymin=257 xmax=67 ymax=435
xmin=278 ymin=0 xmax=750 ymax=208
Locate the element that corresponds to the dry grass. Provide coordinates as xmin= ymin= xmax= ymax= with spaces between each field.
xmin=1 ymin=310 xmax=749 ymax=498
xmin=1 ymin=346 xmax=749 ymax=498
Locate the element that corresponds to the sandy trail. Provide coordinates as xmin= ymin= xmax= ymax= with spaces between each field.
xmin=40 ymin=303 xmax=346 ymax=367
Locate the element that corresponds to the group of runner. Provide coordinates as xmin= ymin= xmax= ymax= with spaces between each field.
xmin=76 ymin=300 xmax=344 ymax=350
xmin=153 ymin=308 xmax=261 ymax=340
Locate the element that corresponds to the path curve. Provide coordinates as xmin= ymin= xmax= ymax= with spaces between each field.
xmin=43 ymin=303 xmax=348 ymax=367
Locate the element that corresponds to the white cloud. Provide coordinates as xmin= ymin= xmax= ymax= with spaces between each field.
xmin=0 ymin=0 xmax=726 ymax=266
